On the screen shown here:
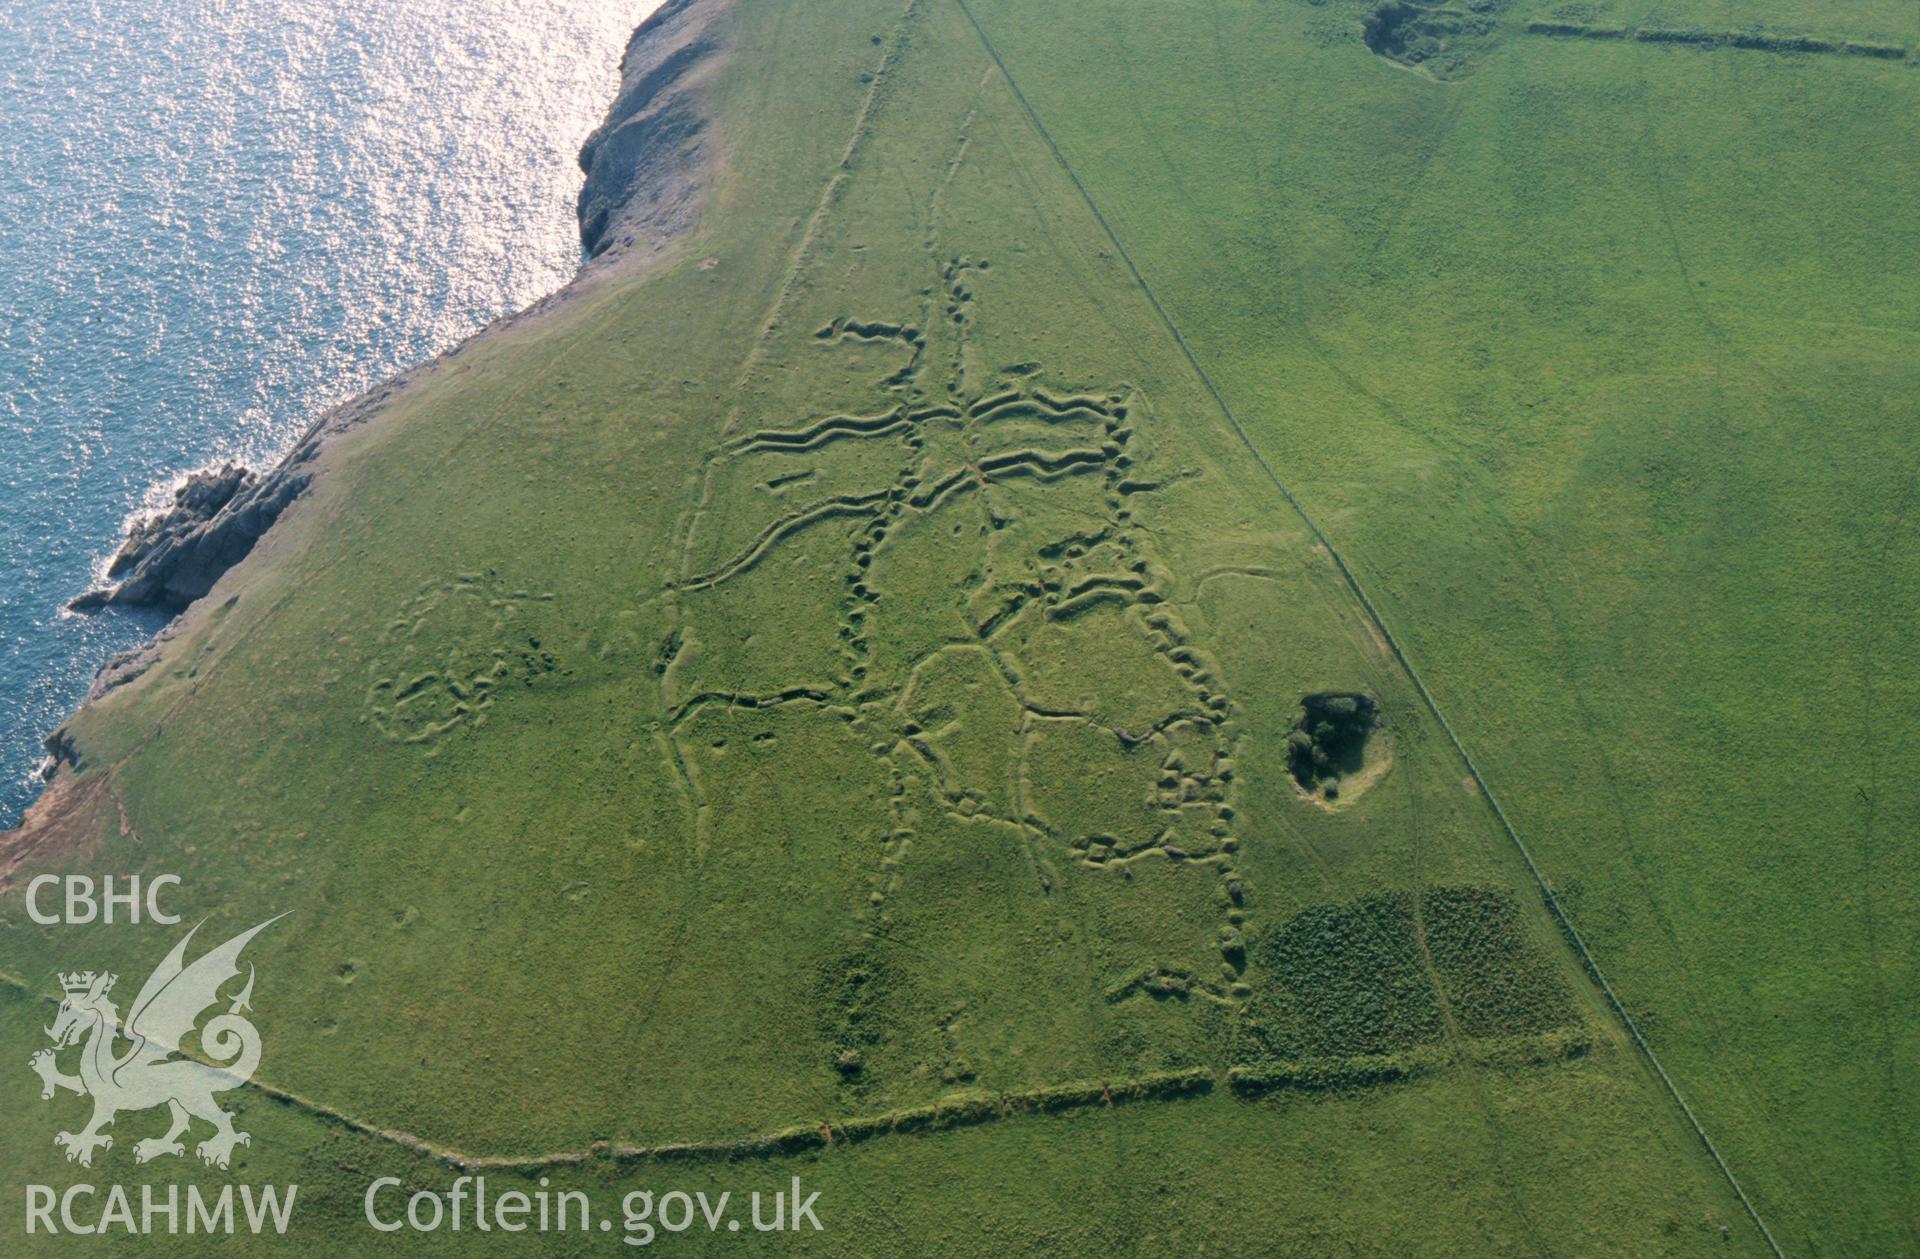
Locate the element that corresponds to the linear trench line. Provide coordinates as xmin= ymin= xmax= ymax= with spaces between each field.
xmin=949 ymin=2 xmax=1784 ymax=1254
xmin=2 ymin=963 xmax=1579 ymax=1173
xmin=2 ymin=966 xmax=1218 ymax=1170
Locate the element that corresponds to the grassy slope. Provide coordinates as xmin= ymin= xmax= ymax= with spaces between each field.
xmin=0 ymin=0 xmax=1822 ymax=1252
xmin=956 ymin=0 xmax=1920 ymax=1253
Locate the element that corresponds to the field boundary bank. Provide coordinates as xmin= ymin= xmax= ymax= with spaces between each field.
xmin=0 ymin=967 xmax=1587 ymax=1170
xmin=948 ymin=2 xmax=1785 ymax=1254
xmin=1527 ymin=19 xmax=1916 ymax=63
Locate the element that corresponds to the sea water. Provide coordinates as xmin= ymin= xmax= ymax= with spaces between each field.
xmin=0 ymin=1 xmax=649 ymax=824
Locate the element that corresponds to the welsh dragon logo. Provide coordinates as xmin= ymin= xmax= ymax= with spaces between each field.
xmin=28 ymin=916 xmax=281 ymax=1169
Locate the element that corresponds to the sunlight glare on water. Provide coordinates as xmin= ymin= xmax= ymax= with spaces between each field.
xmin=0 ymin=0 xmax=653 ymax=824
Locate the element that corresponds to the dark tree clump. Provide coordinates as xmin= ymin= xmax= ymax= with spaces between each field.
xmin=1286 ymin=692 xmax=1377 ymax=794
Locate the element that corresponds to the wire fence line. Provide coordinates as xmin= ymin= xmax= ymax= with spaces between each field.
xmin=951 ymin=3 xmax=1783 ymax=1252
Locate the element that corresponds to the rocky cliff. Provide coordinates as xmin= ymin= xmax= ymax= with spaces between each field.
xmin=577 ymin=0 xmax=726 ymax=260
xmin=55 ymin=0 xmax=727 ymax=724
xmin=67 ymin=0 xmax=726 ymax=624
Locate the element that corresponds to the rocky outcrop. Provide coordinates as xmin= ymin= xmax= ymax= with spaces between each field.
xmin=70 ymin=463 xmax=270 ymax=612
xmin=39 ymin=726 xmax=80 ymax=778
xmin=70 ymin=450 xmax=313 ymax=613
xmin=81 ymin=619 xmax=186 ymax=704
xmin=106 ymin=463 xmax=253 ymax=578
xmin=64 ymin=361 xmax=407 ymax=623
xmin=576 ymin=0 xmax=726 ymax=259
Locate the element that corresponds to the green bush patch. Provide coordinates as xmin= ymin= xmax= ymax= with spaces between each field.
xmin=1242 ymin=886 xmax=1579 ymax=1066
xmin=1423 ymin=885 xmax=1580 ymax=1039
xmin=1253 ymin=891 xmax=1443 ymax=1059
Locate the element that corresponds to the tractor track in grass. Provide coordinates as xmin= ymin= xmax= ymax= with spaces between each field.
xmin=951 ymin=1 xmax=1784 ymax=1252
xmin=1626 ymin=27 xmax=1898 ymax=1233
xmin=1635 ymin=58 xmax=1833 ymax=1245
xmin=1849 ymin=447 xmax=1920 ymax=1248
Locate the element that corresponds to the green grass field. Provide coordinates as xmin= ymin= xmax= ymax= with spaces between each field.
xmin=5 ymin=0 xmax=1913 ymax=1251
